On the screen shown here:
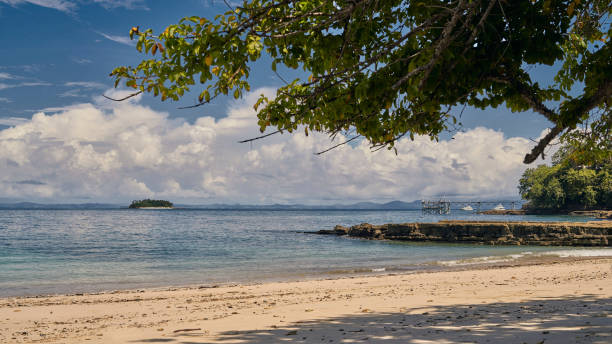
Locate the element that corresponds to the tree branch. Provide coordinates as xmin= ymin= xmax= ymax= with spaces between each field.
xmin=523 ymin=80 xmax=611 ymax=163
xmin=393 ymin=0 xmax=469 ymax=90
xmin=102 ymin=90 xmax=143 ymax=101
xmin=315 ymin=135 xmax=361 ymax=155
xmin=177 ymin=92 xmax=221 ymax=109
xmin=238 ymin=130 xmax=281 ymax=143
xmin=524 ymin=125 xmax=564 ymax=164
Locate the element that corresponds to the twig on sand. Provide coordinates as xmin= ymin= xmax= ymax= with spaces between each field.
xmin=173 ymin=328 xmax=202 ymax=333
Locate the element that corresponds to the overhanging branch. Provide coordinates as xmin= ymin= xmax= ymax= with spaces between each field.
xmin=238 ymin=130 xmax=281 ymax=143
xmin=315 ymin=135 xmax=361 ymax=155
xmin=102 ymin=90 xmax=143 ymax=101
xmin=523 ymin=125 xmax=564 ymax=164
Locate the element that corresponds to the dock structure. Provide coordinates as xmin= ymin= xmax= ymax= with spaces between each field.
xmin=421 ymin=200 xmax=451 ymax=214
xmin=421 ymin=200 xmax=519 ymax=214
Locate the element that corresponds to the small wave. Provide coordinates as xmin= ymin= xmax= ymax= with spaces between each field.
xmin=437 ymin=253 xmax=530 ymax=266
xmin=538 ymin=249 xmax=612 ymax=258
xmin=438 ymin=248 xmax=612 ymax=266
xmin=371 ymin=267 xmax=386 ymax=272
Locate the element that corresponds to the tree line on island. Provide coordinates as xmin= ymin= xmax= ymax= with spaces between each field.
xmin=520 ymin=135 xmax=611 ymax=212
xmin=129 ymin=199 xmax=174 ymax=208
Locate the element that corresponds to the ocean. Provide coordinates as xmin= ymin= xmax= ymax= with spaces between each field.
xmin=0 ymin=209 xmax=609 ymax=297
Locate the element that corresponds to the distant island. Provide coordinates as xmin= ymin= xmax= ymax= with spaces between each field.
xmin=128 ymin=199 xmax=174 ymax=209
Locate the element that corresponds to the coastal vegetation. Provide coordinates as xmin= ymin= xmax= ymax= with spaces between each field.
xmin=129 ymin=199 xmax=174 ymax=208
xmin=110 ymin=0 xmax=611 ymax=164
xmin=519 ymin=140 xmax=611 ymax=211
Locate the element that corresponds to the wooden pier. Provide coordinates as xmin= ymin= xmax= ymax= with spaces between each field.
xmin=421 ymin=200 xmax=451 ymax=214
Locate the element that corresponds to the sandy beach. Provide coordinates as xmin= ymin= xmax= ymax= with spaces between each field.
xmin=1 ymin=258 xmax=610 ymax=344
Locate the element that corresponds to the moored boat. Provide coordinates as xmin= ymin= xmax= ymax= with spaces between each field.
xmin=493 ymin=203 xmax=505 ymax=210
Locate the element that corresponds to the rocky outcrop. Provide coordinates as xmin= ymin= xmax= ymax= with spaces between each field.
xmin=478 ymin=209 xmax=526 ymax=215
xmin=569 ymin=210 xmax=612 ymax=219
xmin=317 ymin=220 xmax=612 ymax=246
xmin=477 ymin=209 xmax=611 ymax=218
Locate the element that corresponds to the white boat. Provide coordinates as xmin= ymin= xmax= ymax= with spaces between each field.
xmin=493 ymin=203 xmax=505 ymax=210
xmin=461 ymin=205 xmax=473 ymax=211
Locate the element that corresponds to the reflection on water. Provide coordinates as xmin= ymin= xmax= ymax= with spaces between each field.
xmin=0 ymin=209 xmax=606 ymax=297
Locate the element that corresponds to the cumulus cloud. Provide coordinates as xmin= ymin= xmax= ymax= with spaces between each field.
xmin=0 ymin=88 xmax=534 ymax=203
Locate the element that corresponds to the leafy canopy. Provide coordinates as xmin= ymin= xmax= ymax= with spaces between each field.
xmin=519 ymin=117 xmax=611 ymax=211
xmin=110 ymin=0 xmax=611 ymax=162
xmin=519 ymin=160 xmax=611 ymax=211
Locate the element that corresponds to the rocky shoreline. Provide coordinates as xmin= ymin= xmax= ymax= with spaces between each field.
xmin=478 ymin=209 xmax=612 ymax=219
xmin=568 ymin=210 xmax=612 ymax=219
xmin=315 ymin=220 xmax=612 ymax=246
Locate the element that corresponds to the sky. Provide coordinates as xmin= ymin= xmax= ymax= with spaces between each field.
xmin=0 ymin=0 xmax=558 ymax=204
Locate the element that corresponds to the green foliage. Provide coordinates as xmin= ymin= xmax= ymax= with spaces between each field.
xmin=555 ymin=113 xmax=612 ymax=167
xmin=129 ymin=199 xmax=174 ymax=208
xmin=519 ymin=151 xmax=612 ymax=210
xmin=111 ymin=0 xmax=611 ymax=162
xmin=598 ymin=170 xmax=612 ymax=206
xmin=519 ymin=165 xmax=566 ymax=209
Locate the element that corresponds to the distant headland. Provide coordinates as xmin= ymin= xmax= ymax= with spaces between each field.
xmin=128 ymin=199 xmax=174 ymax=209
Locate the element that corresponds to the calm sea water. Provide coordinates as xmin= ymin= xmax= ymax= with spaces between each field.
xmin=0 ymin=209 xmax=609 ymax=297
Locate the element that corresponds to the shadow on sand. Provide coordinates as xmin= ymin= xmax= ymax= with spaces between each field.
xmin=131 ymin=295 xmax=611 ymax=344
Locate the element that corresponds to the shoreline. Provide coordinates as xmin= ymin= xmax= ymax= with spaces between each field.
xmin=478 ymin=209 xmax=612 ymax=218
xmin=2 ymin=254 xmax=609 ymax=299
xmin=3 ymin=248 xmax=612 ymax=300
xmin=1 ymin=257 xmax=610 ymax=343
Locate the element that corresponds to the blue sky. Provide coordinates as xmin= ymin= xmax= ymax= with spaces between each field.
xmin=0 ymin=1 xmax=558 ymax=204
xmin=0 ymin=0 xmax=303 ymax=126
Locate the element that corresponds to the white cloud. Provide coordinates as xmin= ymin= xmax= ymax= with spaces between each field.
xmin=0 ymin=0 xmax=75 ymax=12
xmin=0 ymin=81 xmax=51 ymax=90
xmin=58 ymin=89 xmax=84 ymax=98
xmin=0 ymin=117 xmax=29 ymax=126
xmin=92 ymin=0 xmax=147 ymax=10
xmin=0 ymin=88 xmax=534 ymax=203
xmin=72 ymin=58 xmax=92 ymax=64
xmin=97 ymin=31 xmax=134 ymax=46
xmin=64 ymin=81 xmax=106 ymax=88
xmin=33 ymin=104 xmax=87 ymax=112
xmin=59 ymin=82 xmax=106 ymax=97
xmin=0 ymin=0 xmax=147 ymax=12
xmin=0 ymin=72 xmax=15 ymax=80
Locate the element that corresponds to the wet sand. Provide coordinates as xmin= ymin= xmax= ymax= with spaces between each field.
xmin=1 ymin=258 xmax=610 ymax=343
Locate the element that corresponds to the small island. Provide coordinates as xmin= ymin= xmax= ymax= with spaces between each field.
xmin=128 ymin=199 xmax=174 ymax=209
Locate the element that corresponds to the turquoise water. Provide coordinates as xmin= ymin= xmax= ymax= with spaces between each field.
xmin=0 ymin=209 xmax=608 ymax=297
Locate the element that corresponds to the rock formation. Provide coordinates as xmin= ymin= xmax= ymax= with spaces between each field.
xmin=317 ymin=220 xmax=612 ymax=246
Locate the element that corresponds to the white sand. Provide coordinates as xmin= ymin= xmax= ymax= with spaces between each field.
xmin=1 ymin=258 xmax=610 ymax=343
